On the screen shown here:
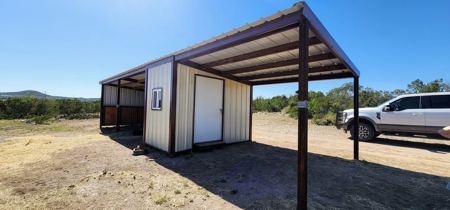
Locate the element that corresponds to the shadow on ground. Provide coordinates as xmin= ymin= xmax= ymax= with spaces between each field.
xmin=102 ymin=129 xmax=450 ymax=209
xmin=368 ymin=136 xmax=450 ymax=154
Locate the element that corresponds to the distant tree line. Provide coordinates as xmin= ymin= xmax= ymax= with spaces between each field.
xmin=253 ymin=78 xmax=450 ymax=125
xmin=0 ymin=96 xmax=100 ymax=124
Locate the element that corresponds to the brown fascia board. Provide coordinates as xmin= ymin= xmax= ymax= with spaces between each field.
xmin=180 ymin=60 xmax=251 ymax=86
xmin=250 ymin=71 xmax=354 ymax=85
xmin=202 ymin=37 xmax=321 ymax=69
xmin=120 ymin=81 xmax=135 ymax=86
xmin=239 ymin=64 xmax=345 ymax=81
xmin=123 ymin=78 xmax=145 ymax=85
xmin=301 ymin=2 xmax=360 ymax=77
xmin=174 ymin=12 xmax=301 ymax=62
xmin=100 ymin=56 xmax=173 ymax=85
xmin=222 ymin=52 xmax=336 ymax=76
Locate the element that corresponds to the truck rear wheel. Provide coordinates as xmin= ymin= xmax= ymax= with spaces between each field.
xmin=350 ymin=122 xmax=375 ymax=142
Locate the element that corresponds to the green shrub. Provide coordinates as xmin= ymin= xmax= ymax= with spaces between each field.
xmin=0 ymin=96 xmax=100 ymax=122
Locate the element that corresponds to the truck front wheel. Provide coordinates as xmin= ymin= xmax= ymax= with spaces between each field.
xmin=350 ymin=122 xmax=375 ymax=142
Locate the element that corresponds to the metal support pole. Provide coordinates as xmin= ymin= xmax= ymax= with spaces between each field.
xmin=168 ymin=58 xmax=177 ymax=156
xmin=116 ymin=80 xmax=121 ymax=132
xmin=100 ymin=84 xmax=104 ymax=129
xmin=249 ymin=85 xmax=253 ymax=141
xmin=297 ymin=18 xmax=309 ymax=210
xmin=353 ymin=77 xmax=359 ymax=160
xmin=143 ymin=69 xmax=148 ymax=144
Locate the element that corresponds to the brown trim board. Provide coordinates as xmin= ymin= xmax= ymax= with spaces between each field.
xmin=115 ymin=79 xmax=121 ymax=132
xmin=142 ymin=69 xmax=148 ymax=144
xmin=168 ymin=58 xmax=177 ymax=156
xmin=174 ymin=12 xmax=301 ymax=62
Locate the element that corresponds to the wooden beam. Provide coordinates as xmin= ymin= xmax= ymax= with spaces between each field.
xmin=180 ymin=60 xmax=251 ymax=85
xmin=224 ymin=59 xmax=298 ymax=76
xmin=249 ymin=71 xmax=354 ymax=86
xmin=239 ymin=64 xmax=345 ymax=82
xmin=122 ymin=78 xmax=138 ymax=83
xmin=120 ymin=81 xmax=135 ymax=86
xmin=222 ymin=52 xmax=335 ymax=76
xmin=297 ymin=18 xmax=309 ymax=210
xmin=202 ymin=37 xmax=321 ymax=68
xmin=175 ymin=12 xmax=301 ymax=62
xmin=122 ymin=78 xmax=145 ymax=85
xmin=251 ymin=77 xmax=299 ymax=85
xmin=308 ymin=72 xmax=354 ymax=81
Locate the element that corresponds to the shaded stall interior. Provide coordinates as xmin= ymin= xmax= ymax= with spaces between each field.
xmin=100 ymin=72 xmax=146 ymax=131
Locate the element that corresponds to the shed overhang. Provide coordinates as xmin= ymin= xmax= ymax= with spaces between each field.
xmin=98 ymin=2 xmax=361 ymax=209
xmin=99 ymin=1 xmax=359 ymax=88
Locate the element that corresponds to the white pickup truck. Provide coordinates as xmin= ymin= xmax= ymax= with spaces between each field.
xmin=336 ymin=92 xmax=450 ymax=141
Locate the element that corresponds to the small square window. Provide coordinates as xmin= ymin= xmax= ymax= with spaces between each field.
xmin=152 ymin=88 xmax=162 ymax=110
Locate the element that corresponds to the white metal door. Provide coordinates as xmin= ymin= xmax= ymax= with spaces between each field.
xmin=194 ymin=76 xmax=224 ymax=143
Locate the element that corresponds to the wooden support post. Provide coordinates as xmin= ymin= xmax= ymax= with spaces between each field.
xmin=353 ymin=76 xmax=359 ymax=160
xmin=116 ymin=79 xmax=121 ymax=132
xmin=297 ymin=18 xmax=309 ymax=210
xmin=249 ymin=85 xmax=253 ymax=141
xmin=100 ymin=84 xmax=104 ymax=129
xmin=168 ymin=58 xmax=177 ymax=156
xmin=143 ymin=69 xmax=148 ymax=144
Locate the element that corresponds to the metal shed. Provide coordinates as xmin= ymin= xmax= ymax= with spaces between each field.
xmin=99 ymin=2 xmax=361 ymax=208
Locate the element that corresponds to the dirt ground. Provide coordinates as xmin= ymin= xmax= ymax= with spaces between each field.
xmin=0 ymin=112 xmax=449 ymax=209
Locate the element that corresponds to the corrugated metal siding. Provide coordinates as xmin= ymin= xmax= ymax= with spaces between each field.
xmin=103 ymin=85 xmax=117 ymax=106
xmin=103 ymin=85 xmax=144 ymax=107
xmin=223 ymin=80 xmax=250 ymax=143
xmin=175 ymin=64 xmax=250 ymax=152
xmin=145 ymin=62 xmax=172 ymax=152
xmin=120 ymin=89 xmax=144 ymax=106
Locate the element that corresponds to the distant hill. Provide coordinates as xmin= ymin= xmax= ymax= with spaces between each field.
xmin=0 ymin=90 xmax=99 ymax=101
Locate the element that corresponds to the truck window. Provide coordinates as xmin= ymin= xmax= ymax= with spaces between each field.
xmin=421 ymin=95 xmax=450 ymax=109
xmin=391 ymin=96 xmax=420 ymax=111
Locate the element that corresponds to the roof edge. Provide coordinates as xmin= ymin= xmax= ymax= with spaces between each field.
xmin=301 ymin=2 xmax=360 ymax=77
xmin=99 ymin=2 xmax=305 ymax=84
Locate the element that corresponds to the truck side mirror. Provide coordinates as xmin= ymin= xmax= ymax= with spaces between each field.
xmin=383 ymin=105 xmax=391 ymax=112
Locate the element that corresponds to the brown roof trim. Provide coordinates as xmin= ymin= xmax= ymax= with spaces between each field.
xmin=239 ymin=64 xmax=346 ymax=82
xmin=100 ymin=56 xmax=173 ymax=84
xmin=174 ymin=12 xmax=301 ymax=62
xmin=201 ymin=37 xmax=321 ymax=69
xmin=180 ymin=60 xmax=251 ymax=86
xmin=250 ymin=71 xmax=354 ymax=86
xmin=223 ymin=53 xmax=336 ymax=76
xmin=301 ymin=2 xmax=360 ymax=77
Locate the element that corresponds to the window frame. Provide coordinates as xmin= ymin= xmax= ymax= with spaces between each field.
xmin=391 ymin=96 xmax=420 ymax=111
xmin=151 ymin=88 xmax=162 ymax=111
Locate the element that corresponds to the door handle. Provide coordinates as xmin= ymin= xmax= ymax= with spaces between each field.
xmin=412 ymin=113 xmax=421 ymax=116
xmin=220 ymin=109 xmax=223 ymax=114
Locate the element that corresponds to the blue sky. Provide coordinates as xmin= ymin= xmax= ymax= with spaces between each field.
xmin=1 ymin=0 xmax=449 ymax=98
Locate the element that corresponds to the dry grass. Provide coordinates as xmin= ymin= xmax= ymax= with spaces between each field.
xmin=1 ymin=115 xmax=450 ymax=209
xmin=0 ymin=134 xmax=104 ymax=172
